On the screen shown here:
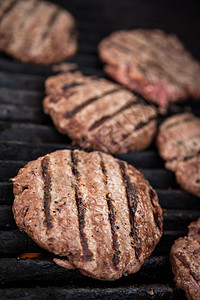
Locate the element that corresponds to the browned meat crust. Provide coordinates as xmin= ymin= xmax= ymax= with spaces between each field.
xmin=156 ymin=113 xmax=200 ymax=197
xmin=43 ymin=71 xmax=157 ymax=155
xmin=170 ymin=219 xmax=200 ymax=300
xmin=12 ymin=149 xmax=163 ymax=281
xmin=0 ymin=0 xmax=77 ymax=65
xmin=188 ymin=219 xmax=200 ymax=242
xmin=98 ymin=29 xmax=200 ymax=113
xmin=176 ymin=156 xmax=200 ymax=198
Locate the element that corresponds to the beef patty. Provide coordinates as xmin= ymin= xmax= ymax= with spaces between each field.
xmin=170 ymin=219 xmax=200 ymax=300
xmin=157 ymin=113 xmax=200 ymax=197
xmin=0 ymin=0 xmax=77 ymax=65
xmin=43 ymin=71 xmax=157 ymax=155
xmin=12 ymin=149 xmax=163 ymax=281
xmin=98 ymin=29 xmax=200 ymax=113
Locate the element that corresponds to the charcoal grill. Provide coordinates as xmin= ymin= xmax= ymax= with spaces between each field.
xmin=0 ymin=0 xmax=200 ymax=299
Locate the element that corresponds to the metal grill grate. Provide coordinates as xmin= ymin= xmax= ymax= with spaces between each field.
xmin=0 ymin=0 xmax=200 ymax=299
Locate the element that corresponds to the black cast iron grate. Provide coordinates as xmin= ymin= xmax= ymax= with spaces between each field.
xmin=0 ymin=0 xmax=200 ymax=299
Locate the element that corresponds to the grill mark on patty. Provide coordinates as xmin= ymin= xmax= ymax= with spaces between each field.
xmin=17 ymin=1 xmax=40 ymax=37
xmin=3 ymin=0 xmax=40 ymax=50
xmin=175 ymin=252 xmax=200 ymax=283
xmin=133 ymin=92 xmax=150 ymax=105
xmin=148 ymin=187 xmax=162 ymax=231
xmin=167 ymin=148 xmax=200 ymax=165
xmin=113 ymin=114 xmax=156 ymax=147
xmin=118 ymin=161 xmax=141 ymax=259
xmin=89 ymin=105 xmax=156 ymax=134
xmin=49 ymin=96 xmax=61 ymax=104
xmin=63 ymin=88 xmax=122 ymax=119
xmin=113 ymin=37 xmax=176 ymax=81
xmin=123 ymin=33 xmax=184 ymax=71
xmin=62 ymin=82 xmax=85 ymax=92
xmin=42 ymin=8 xmax=60 ymax=40
xmin=71 ymin=151 xmax=93 ymax=261
xmin=107 ymin=195 xmax=120 ymax=268
xmin=61 ymin=78 xmax=98 ymax=93
xmin=134 ymin=116 xmax=156 ymax=130
xmin=182 ymin=149 xmax=200 ymax=162
xmin=164 ymin=116 xmax=194 ymax=130
xmin=88 ymin=98 xmax=138 ymax=131
xmin=41 ymin=156 xmax=53 ymax=230
xmin=107 ymin=40 xmax=133 ymax=55
xmin=107 ymin=40 xmax=182 ymax=87
xmin=99 ymin=156 xmax=120 ymax=269
xmin=0 ymin=0 xmax=18 ymax=23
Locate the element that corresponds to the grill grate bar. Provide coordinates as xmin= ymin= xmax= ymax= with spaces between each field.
xmin=0 ymin=256 xmax=172 ymax=285
xmin=140 ymin=169 xmax=176 ymax=189
xmin=0 ymin=182 xmax=13 ymax=205
xmin=0 ymin=104 xmax=47 ymax=123
xmin=0 ymin=141 xmax=162 ymax=167
xmin=68 ymin=53 xmax=100 ymax=66
xmin=0 ymin=230 xmax=42 ymax=254
xmin=0 ymin=72 xmax=45 ymax=91
xmin=0 ymin=206 xmax=16 ymax=230
xmin=0 ymin=230 xmax=186 ymax=256
xmin=156 ymin=189 xmax=200 ymax=210
xmin=0 ymin=141 xmax=75 ymax=161
xmin=0 ymin=87 xmax=43 ymax=106
xmin=0 ymin=55 xmax=102 ymax=78
xmin=0 ymin=121 xmax=71 ymax=144
xmin=0 ymin=58 xmax=52 ymax=76
xmin=0 ymin=161 xmax=27 ymax=182
xmin=0 ymin=285 xmax=184 ymax=300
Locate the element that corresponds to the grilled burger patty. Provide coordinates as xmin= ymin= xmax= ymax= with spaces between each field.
xmin=170 ymin=219 xmax=200 ymax=300
xmin=157 ymin=113 xmax=200 ymax=197
xmin=0 ymin=0 xmax=77 ymax=65
xmin=43 ymin=71 xmax=157 ymax=155
xmin=98 ymin=29 xmax=200 ymax=113
xmin=12 ymin=149 xmax=163 ymax=281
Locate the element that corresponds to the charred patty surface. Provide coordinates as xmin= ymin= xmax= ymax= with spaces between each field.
xmin=170 ymin=219 xmax=200 ymax=300
xmin=98 ymin=29 xmax=200 ymax=113
xmin=157 ymin=113 xmax=200 ymax=197
xmin=0 ymin=0 xmax=77 ymax=65
xmin=12 ymin=149 xmax=163 ymax=281
xmin=43 ymin=71 xmax=157 ymax=155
